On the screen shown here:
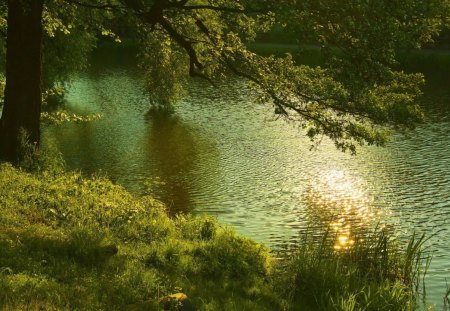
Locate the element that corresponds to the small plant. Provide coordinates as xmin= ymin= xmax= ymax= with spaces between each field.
xmin=444 ymin=279 xmax=450 ymax=308
xmin=16 ymin=132 xmax=65 ymax=174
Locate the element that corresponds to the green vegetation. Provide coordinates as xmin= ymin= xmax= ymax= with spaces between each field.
xmin=2 ymin=0 xmax=450 ymax=161
xmin=0 ymin=162 xmax=430 ymax=310
xmin=0 ymin=163 xmax=275 ymax=310
xmin=0 ymin=1 xmax=447 ymax=309
xmin=248 ymin=43 xmax=450 ymax=70
xmin=248 ymin=43 xmax=323 ymax=67
xmin=274 ymin=230 xmax=429 ymax=311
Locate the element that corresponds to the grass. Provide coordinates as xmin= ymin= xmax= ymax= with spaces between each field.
xmin=444 ymin=280 xmax=450 ymax=308
xmin=0 ymin=163 xmax=276 ymax=310
xmin=273 ymin=229 xmax=430 ymax=311
xmin=0 ymin=153 xmax=432 ymax=310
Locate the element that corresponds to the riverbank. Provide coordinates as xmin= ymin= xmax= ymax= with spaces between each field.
xmin=0 ymin=161 xmax=430 ymax=310
xmin=0 ymin=163 xmax=276 ymax=310
xmin=247 ymin=42 xmax=450 ymax=70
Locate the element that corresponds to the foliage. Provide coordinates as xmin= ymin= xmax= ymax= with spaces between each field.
xmin=284 ymin=0 xmax=448 ymax=101
xmin=3 ymin=0 xmax=448 ymax=153
xmin=0 ymin=0 xmax=112 ymax=92
xmin=139 ymin=28 xmax=189 ymax=108
xmin=274 ymin=228 xmax=430 ymax=311
xmin=14 ymin=131 xmax=66 ymax=174
xmin=98 ymin=0 xmax=447 ymax=151
xmin=40 ymin=111 xmax=102 ymax=125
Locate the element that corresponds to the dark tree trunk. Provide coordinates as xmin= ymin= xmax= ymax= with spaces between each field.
xmin=0 ymin=0 xmax=44 ymax=163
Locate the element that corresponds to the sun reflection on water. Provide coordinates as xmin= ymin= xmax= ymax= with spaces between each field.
xmin=304 ymin=168 xmax=385 ymax=251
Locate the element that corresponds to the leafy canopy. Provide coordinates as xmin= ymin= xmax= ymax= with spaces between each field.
xmin=1 ymin=0 xmax=449 ymax=152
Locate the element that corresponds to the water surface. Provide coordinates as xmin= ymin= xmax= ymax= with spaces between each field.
xmin=44 ymin=49 xmax=450 ymax=308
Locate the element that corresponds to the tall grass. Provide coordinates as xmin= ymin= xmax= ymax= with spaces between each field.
xmin=273 ymin=228 xmax=430 ymax=311
xmin=444 ymin=280 xmax=450 ymax=309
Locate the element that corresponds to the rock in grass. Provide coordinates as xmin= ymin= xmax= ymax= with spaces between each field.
xmin=99 ymin=244 xmax=119 ymax=256
xmin=160 ymin=293 xmax=196 ymax=311
xmin=126 ymin=293 xmax=196 ymax=311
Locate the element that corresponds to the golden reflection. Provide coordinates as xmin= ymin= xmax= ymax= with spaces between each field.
xmin=304 ymin=168 xmax=384 ymax=251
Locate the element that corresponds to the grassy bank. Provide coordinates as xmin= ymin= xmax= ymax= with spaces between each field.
xmin=0 ymin=163 xmax=429 ymax=310
xmin=0 ymin=163 xmax=277 ymax=310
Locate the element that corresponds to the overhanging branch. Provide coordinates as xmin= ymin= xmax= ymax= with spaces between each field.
xmin=175 ymin=5 xmax=267 ymax=14
xmin=62 ymin=0 xmax=125 ymax=11
xmin=224 ymin=58 xmax=345 ymax=136
xmin=158 ymin=17 xmax=202 ymax=71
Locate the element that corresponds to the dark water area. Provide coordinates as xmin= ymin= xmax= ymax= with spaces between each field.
xmin=43 ymin=47 xmax=450 ymax=308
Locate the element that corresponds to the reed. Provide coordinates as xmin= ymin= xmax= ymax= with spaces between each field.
xmin=444 ymin=280 xmax=450 ymax=308
xmin=273 ymin=227 xmax=430 ymax=311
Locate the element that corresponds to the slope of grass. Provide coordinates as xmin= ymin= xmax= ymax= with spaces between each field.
xmin=0 ymin=163 xmax=276 ymax=310
xmin=0 ymin=162 xmax=430 ymax=310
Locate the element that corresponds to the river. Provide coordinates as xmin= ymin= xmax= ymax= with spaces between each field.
xmin=43 ymin=46 xmax=450 ymax=308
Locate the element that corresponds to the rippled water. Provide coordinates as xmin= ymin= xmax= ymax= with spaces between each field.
xmin=43 ymin=50 xmax=450 ymax=308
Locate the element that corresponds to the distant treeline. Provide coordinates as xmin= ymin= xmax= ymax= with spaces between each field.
xmin=256 ymin=23 xmax=450 ymax=49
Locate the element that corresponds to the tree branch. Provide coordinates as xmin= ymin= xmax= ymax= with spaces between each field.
xmin=158 ymin=17 xmax=202 ymax=70
xmin=175 ymin=5 xmax=267 ymax=14
xmin=62 ymin=0 xmax=125 ymax=11
xmin=224 ymin=58 xmax=346 ymax=136
xmin=224 ymin=59 xmax=289 ymax=116
xmin=167 ymin=0 xmax=189 ymax=8
xmin=158 ymin=17 xmax=215 ymax=85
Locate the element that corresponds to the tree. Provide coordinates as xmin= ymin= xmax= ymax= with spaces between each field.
xmin=0 ymin=0 xmax=448 ymax=163
xmin=0 ymin=0 xmax=44 ymax=163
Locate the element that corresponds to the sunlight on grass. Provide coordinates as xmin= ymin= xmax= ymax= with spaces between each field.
xmin=0 ymin=162 xmax=431 ymax=310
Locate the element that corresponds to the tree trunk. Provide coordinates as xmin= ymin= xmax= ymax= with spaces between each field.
xmin=0 ymin=0 xmax=44 ymax=163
